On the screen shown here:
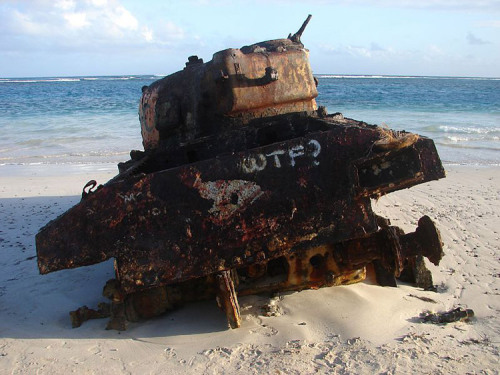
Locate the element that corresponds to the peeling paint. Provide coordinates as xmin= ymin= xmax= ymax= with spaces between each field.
xmin=193 ymin=176 xmax=265 ymax=223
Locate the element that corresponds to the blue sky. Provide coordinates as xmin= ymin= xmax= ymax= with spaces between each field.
xmin=1 ymin=0 xmax=499 ymax=78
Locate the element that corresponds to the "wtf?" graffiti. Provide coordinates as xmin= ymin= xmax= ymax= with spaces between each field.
xmin=241 ymin=139 xmax=321 ymax=173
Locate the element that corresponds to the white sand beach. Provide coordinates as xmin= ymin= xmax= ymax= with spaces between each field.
xmin=0 ymin=164 xmax=499 ymax=374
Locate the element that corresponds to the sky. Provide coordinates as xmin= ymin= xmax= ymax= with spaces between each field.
xmin=1 ymin=0 xmax=499 ymax=78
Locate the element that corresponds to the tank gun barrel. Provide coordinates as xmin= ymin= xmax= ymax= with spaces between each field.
xmin=289 ymin=14 xmax=312 ymax=43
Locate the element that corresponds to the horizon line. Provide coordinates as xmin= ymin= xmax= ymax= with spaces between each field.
xmin=1 ymin=73 xmax=499 ymax=80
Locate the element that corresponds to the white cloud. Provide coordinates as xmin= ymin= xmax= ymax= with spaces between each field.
xmin=163 ymin=21 xmax=185 ymax=40
xmin=428 ymin=44 xmax=444 ymax=55
xmin=346 ymin=45 xmax=372 ymax=58
xmin=250 ymin=0 xmax=500 ymax=11
xmin=141 ymin=21 xmax=186 ymax=46
xmin=477 ymin=19 xmax=500 ymax=28
xmin=142 ymin=27 xmax=154 ymax=42
xmin=55 ymin=0 xmax=76 ymax=11
xmin=316 ymin=40 xmax=475 ymax=75
xmin=89 ymin=0 xmax=108 ymax=6
xmin=319 ymin=42 xmax=397 ymax=60
xmin=64 ymin=12 xmax=89 ymax=29
xmin=111 ymin=5 xmax=138 ymax=31
xmin=346 ymin=0 xmax=500 ymax=9
xmin=0 ymin=0 xmax=188 ymax=51
xmin=9 ymin=9 xmax=50 ymax=36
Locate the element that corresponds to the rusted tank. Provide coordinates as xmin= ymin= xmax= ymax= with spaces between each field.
xmin=36 ymin=16 xmax=446 ymax=330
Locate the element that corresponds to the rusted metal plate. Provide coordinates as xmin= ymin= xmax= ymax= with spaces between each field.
xmin=213 ymin=47 xmax=317 ymax=114
xmin=215 ymin=270 xmax=241 ymax=329
xmin=36 ymin=121 xmax=444 ymax=295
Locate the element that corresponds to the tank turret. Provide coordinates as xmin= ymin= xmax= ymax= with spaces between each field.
xmin=139 ymin=15 xmax=317 ymax=150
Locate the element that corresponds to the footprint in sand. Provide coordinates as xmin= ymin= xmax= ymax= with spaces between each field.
xmin=250 ymin=324 xmax=278 ymax=337
xmin=163 ymin=347 xmax=177 ymax=359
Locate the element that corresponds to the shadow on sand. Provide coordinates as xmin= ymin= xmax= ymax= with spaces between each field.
xmin=0 ymin=195 xmax=231 ymax=340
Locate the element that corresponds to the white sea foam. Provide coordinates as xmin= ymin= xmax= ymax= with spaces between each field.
xmin=439 ymin=125 xmax=500 ymax=134
xmin=52 ymin=78 xmax=80 ymax=82
xmin=446 ymin=136 xmax=470 ymax=142
xmin=316 ymin=75 xmax=500 ymax=81
xmin=102 ymin=76 xmax=137 ymax=80
xmin=0 ymin=76 xmax=153 ymax=83
xmin=0 ymin=78 xmax=81 ymax=83
xmin=317 ymin=75 xmax=396 ymax=79
xmin=421 ymin=124 xmax=500 ymax=135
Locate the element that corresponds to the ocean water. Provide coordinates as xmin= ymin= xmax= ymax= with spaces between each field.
xmin=0 ymin=75 xmax=499 ymax=176
xmin=316 ymin=75 xmax=500 ymax=166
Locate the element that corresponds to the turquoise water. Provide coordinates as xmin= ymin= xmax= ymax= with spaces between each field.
xmin=0 ymin=75 xmax=499 ymax=173
xmin=0 ymin=76 xmax=153 ymax=169
xmin=316 ymin=75 xmax=500 ymax=165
